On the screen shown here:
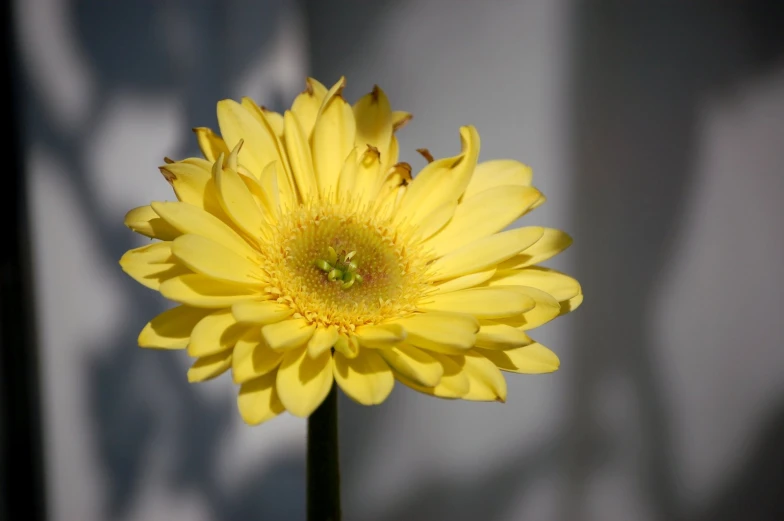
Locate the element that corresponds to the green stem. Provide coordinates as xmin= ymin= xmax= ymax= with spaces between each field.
xmin=307 ymin=384 xmax=341 ymax=521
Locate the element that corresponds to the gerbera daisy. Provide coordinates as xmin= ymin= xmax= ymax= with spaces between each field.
xmin=120 ymin=77 xmax=582 ymax=425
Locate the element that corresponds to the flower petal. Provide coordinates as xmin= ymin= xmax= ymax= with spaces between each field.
xmin=497 ymin=229 xmax=573 ymax=269
xmin=425 ymin=185 xmax=541 ymax=256
xmin=416 ymin=200 xmax=457 ymax=241
xmin=396 ymin=126 xmax=479 ymax=225
xmin=391 ymin=111 xmax=412 ymax=132
xmin=487 ymin=267 xmax=581 ymax=302
xmin=395 ymin=352 xmax=469 ymax=399
xmin=351 ymin=146 xmax=382 ymax=203
xmin=433 ymin=269 xmax=496 ymax=294
xmin=217 ymin=99 xmax=278 ymax=177
xmin=354 ymin=323 xmax=407 ymax=348
xmin=159 ymin=159 xmax=224 ymax=217
xmin=188 ymin=309 xmax=246 ymax=357
xmin=353 ymin=86 xmax=393 ymax=160
xmin=307 ymin=326 xmax=339 ymax=358
xmin=560 ymin=292 xmax=583 ymax=315
xmin=311 ymin=77 xmax=356 ymax=198
xmin=276 ymin=347 xmax=334 ymax=418
xmin=151 ymin=201 xmax=259 ymax=260
xmin=461 ymin=353 xmax=507 ymax=402
xmin=138 ymin=305 xmax=212 ymax=349
xmin=333 ymin=350 xmax=394 ymax=405
xmin=379 ymin=344 xmax=443 ymax=387
xmin=418 ymin=287 xmax=535 ymax=319
xmin=214 ymin=163 xmax=267 ymax=239
xmin=119 ymin=242 xmax=188 ymax=290
xmin=187 ymin=350 xmax=233 ymax=382
xmin=283 ymin=110 xmax=317 ymax=201
xmin=430 ymin=227 xmax=544 ymax=281
xmin=391 ymin=312 xmax=478 ymax=355
xmin=477 ymin=343 xmax=560 ymax=374
xmin=232 ymin=329 xmax=283 ymax=384
xmin=334 ymin=334 xmax=360 ymax=359
xmin=291 ymin=77 xmax=328 ymax=137
xmin=171 ymin=234 xmax=266 ymax=286
xmin=237 ymin=372 xmax=285 ymax=425
xmin=475 ymin=322 xmax=534 ymax=350
xmin=124 ymin=205 xmax=179 ymax=240
xmin=262 ymin=318 xmax=317 ymax=351
xmin=462 ymin=159 xmax=533 ymax=200
xmin=159 ymin=274 xmax=259 ymax=308
xmin=231 ymin=300 xmax=293 ymax=325
xmin=193 ymin=127 xmax=229 ymax=163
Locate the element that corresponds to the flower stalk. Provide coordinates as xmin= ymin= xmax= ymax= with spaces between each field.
xmin=307 ymin=384 xmax=341 ymax=521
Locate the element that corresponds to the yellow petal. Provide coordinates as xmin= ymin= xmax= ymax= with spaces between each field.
xmin=260 ymin=107 xmax=284 ymax=137
xmin=497 ymin=229 xmax=573 ymax=269
xmin=262 ymin=318 xmax=316 ymax=351
xmin=240 ymin=98 xmax=292 ymax=186
xmin=283 ymin=110 xmax=317 ymax=201
xmin=354 ymin=323 xmax=407 ymax=348
xmin=433 ymin=269 xmax=496 ymax=294
xmin=124 ymin=205 xmax=179 ymax=240
xmin=430 ymin=227 xmax=544 ymax=281
xmin=187 ymin=350 xmax=232 ymax=382
xmin=416 ymin=200 xmax=457 ymax=241
xmin=560 ymin=292 xmax=583 ymax=315
xmin=232 ymin=329 xmax=283 ymax=384
xmin=188 ymin=309 xmax=246 ymax=357
xmin=515 ymin=286 xmax=561 ymax=330
xmin=379 ymin=344 xmax=443 ymax=387
xmin=214 ymin=162 xmax=267 ymax=239
xmin=487 ymin=267 xmax=581 ymax=302
xmin=333 ymin=350 xmax=394 ymax=405
xmin=231 ymin=300 xmax=294 ymax=325
xmin=237 ymin=372 xmax=285 ymax=425
xmin=353 ymin=86 xmax=393 ymax=160
xmin=396 ymin=126 xmax=479 ymax=225
xmin=216 ymin=99 xmax=278 ymax=177
xmin=425 ymin=185 xmax=541 ymax=256
xmin=395 ymin=352 xmax=469 ymax=399
xmin=418 ymin=287 xmax=535 ymax=319
xmin=475 ymin=322 xmax=533 ymax=350
xmin=382 ymin=134 xmax=400 ymax=174
xmin=391 ymin=312 xmax=478 ymax=355
xmin=291 ymin=77 xmax=328 ymax=137
xmin=160 ymin=274 xmax=259 ymax=308
xmin=151 ymin=201 xmax=259 ymax=261
xmin=276 ymin=346 xmax=334 ymax=417
xmin=138 ymin=305 xmax=212 ymax=349
xmin=462 ymin=159 xmax=533 ymax=200
xmin=477 ymin=343 xmax=560 ymax=374
xmin=351 ymin=146 xmax=382 ymax=203
xmin=391 ymin=111 xmax=412 ymax=132
xmin=193 ymin=127 xmax=229 ymax=163
xmin=247 ymin=161 xmax=281 ymax=217
xmin=307 ymin=326 xmax=339 ymax=358
xmin=461 ymin=353 xmax=507 ymax=402
xmin=311 ymin=77 xmax=356 ymax=198
xmin=336 ymin=148 xmax=359 ymax=199
xmin=334 ymin=334 xmax=360 ymax=359
xmin=171 ymin=234 xmax=266 ymax=286
xmin=159 ymin=160 xmax=224 ymax=217
xmin=119 ymin=243 xmax=188 ymax=290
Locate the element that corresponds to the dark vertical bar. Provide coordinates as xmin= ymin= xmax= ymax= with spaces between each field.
xmin=0 ymin=1 xmax=47 ymax=520
xmin=307 ymin=385 xmax=341 ymax=521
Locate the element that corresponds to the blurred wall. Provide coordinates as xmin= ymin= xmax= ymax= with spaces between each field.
xmin=16 ymin=0 xmax=784 ymax=520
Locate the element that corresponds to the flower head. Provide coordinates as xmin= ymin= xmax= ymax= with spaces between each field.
xmin=120 ymin=77 xmax=582 ymax=425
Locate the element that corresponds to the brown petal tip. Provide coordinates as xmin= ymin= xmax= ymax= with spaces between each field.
xmin=162 ymin=156 xmax=175 ymax=164
xmin=370 ymin=85 xmax=381 ymax=101
xmin=392 ymin=113 xmax=413 ymax=132
xmin=158 ymin=166 xmax=176 ymax=184
xmin=416 ymin=148 xmax=435 ymax=163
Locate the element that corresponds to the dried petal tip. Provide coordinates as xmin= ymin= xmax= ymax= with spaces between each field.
xmin=392 ymin=111 xmax=413 ymax=132
xmin=371 ymin=85 xmax=382 ymax=101
xmin=163 ymin=157 xmax=175 ymax=164
xmin=158 ymin=166 xmax=176 ymax=183
xmin=304 ymin=77 xmax=317 ymax=95
xmin=416 ymin=148 xmax=435 ymax=163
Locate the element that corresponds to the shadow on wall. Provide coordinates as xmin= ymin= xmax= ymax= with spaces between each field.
xmin=565 ymin=2 xmax=784 ymax=521
xmin=25 ymin=0 xmax=303 ymax=519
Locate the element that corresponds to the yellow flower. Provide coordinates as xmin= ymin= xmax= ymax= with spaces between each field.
xmin=120 ymin=77 xmax=582 ymax=425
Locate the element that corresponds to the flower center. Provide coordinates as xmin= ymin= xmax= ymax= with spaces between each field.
xmin=261 ymin=201 xmax=434 ymax=333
